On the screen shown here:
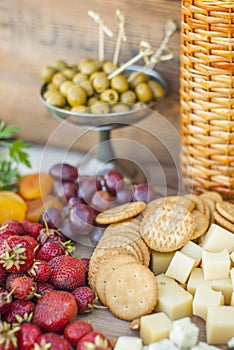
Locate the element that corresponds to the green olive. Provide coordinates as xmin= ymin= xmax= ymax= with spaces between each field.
xmin=45 ymin=90 xmax=66 ymax=107
xmin=62 ymin=68 xmax=76 ymax=80
xmin=50 ymin=59 xmax=67 ymax=71
xmin=67 ymin=85 xmax=87 ymax=107
xmin=41 ymin=66 xmax=57 ymax=83
xmin=111 ymin=103 xmax=130 ymax=113
xmin=71 ymin=105 xmax=87 ymax=113
xmin=43 ymin=84 xmax=58 ymax=99
xmin=60 ymin=80 xmax=74 ymax=97
xmin=89 ymin=71 xmax=106 ymax=84
xmin=111 ymin=75 xmax=129 ymax=93
xmin=148 ymin=80 xmax=164 ymax=100
xmin=79 ymin=59 xmax=99 ymax=75
xmin=92 ymin=74 xmax=109 ymax=93
xmin=120 ymin=90 xmax=136 ymax=104
xmin=90 ymin=101 xmax=110 ymax=114
xmin=100 ymin=89 xmax=119 ymax=104
xmin=87 ymin=96 xmax=99 ymax=107
xmin=135 ymin=83 xmax=153 ymax=103
xmin=102 ymin=61 xmax=119 ymax=75
xmin=129 ymin=72 xmax=148 ymax=88
xmin=79 ymin=80 xmax=94 ymax=97
xmin=52 ymin=72 xmax=67 ymax=89
xmin=73 ymin=73 xmax=88 ymax=85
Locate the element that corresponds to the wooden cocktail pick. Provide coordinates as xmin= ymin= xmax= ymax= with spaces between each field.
xmin=88 ymin=10 xmax=114 ymax=62
xmin=113 ymin=9 xmax=127 ymax=65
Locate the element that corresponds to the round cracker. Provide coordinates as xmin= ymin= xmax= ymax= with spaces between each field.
xmin=95 ymin=254 xmax=138 ymax=305
xmin=141 ymin=203 xmax=194 ymax=252
xmin=213 ymin=211 xmax=234 ymax=233
xmin=190 ymin=210 xmax=210 ymax=240
xmin=95 ymin=202 xmax=146 ymax=224
xmin=145 ymin=195 xmax=195 ymax=217
xmin=104 ymin=263 xmax=158 ymax=321
xmin=201 ymin=197 xmax=216 ymax=223
xmin=184 ymin=193 xmax=205 ymax=213
xmin=216 ymin=201 xmax=234 ymax=224
xmin=199 ymin=191 xmax=223 ymax=203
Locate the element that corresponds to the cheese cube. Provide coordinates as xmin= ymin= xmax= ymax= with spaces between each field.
xmin=151 ymin=251 xmax=175 ymax=276
xmin=230 ymin=252 xmax=234 ymax=265
xmin=230 ymin=268 xmax=234 ymax=291
xmin=231 ymin=292 xmax=234 ymax=306
xmin=191 ymin=342 xmax=221 ymax=350
xmin=156 ymin=274 xmax=193 ymax=320
xmin=180 ymin=241 xmax=203 ymax=267
xmin=227 ymin=336 xmax=234 ymax=348
xmin=192 ymin=286 xmax=224 ymax=320
xmin=206 ymin=306 xmax=234 ymax=344
xmin=113 ymin=336 xmax=143 ymax=350
xmin=140 ymin=312 xmax=172 ymax=345
xmin=165 ymin=251 xmax=196 ymax=284
xmin=200 ymin=223 xmax=234 ymax=253
xmin=147 ymin=339 xmax=178 ymax=350
xmin=187 ymin=268 xmax=212 ymax=295
xmin=169 ymin=317 xmax=199 ymax=349
xmin=212 ymin=278 xmax=233 ymax=305
xmin=202 ymin=249 xmax=230 ymax=280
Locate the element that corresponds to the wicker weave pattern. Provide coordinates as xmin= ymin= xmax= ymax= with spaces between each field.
xmin=180 ymin=0 xmax=234 ymax=198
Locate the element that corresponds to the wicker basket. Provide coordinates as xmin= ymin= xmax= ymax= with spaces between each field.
xmin=180 ymin=0 xmax=234 ymax=199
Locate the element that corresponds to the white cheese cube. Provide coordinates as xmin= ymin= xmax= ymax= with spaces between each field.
xmin=151 ymin=251 xmax=175 ymax=276
xmin=200 ymin=223 xmax=234 ymax=253
xmin=211 ymin=277 xmax=233 ymax=305
xmin=165 ymin=251 xmax=196 ymax=284
xmin=187 ymin=268 xmax=212 ymax=295
xmin=230 ymin=268 xmax=234 ymax=291
xmin=193 ymin=286 xmax=224 ymax=320
xmin=206 ymin=306 xmax=234 ymax=344
xmin=230 ymin=252 xmax=234 ymax=265
xmin=156 ymin=274 xmax=193 ymax=320
xmin=140 ymin=312 xmax=172 ymax=345
xmin=147 ymin=339 xmax=178 ymax=350
xmin=191 ymin=341 xmax=221 ymax=350
xmin=202 ymin=249 xmax=230 ymax=280
xmin=169 ymin=317 xmax=199 ymax=349
xmin=227 ymin=336 xmax=234 ymax=348
xmin=114 ymin=336 xmax=143 ymax=350
xmin=231 ymin=292 xmax=234 ymax=306
xmin=180 ymin=241 xmax=203 ymax=267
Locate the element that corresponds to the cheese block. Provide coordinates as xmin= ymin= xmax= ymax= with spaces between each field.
xmin=169 ymin=317 xmax=199 ymax=349
xmin=211 ymin=278 xmax=233 ymax=305
xmin=113 ymin=336 xmax=143 ymax=350
xmin=206 ymin=306 xmax=234 ymax=344
xmin=230 ymin=268 xmax=234 ymax=291
xmin=151 ymin=251 xmax=175 ymax=276
xmin=192 ymin=286 xmax=224 ymax=320
xmin=231 ymin=292 xmax=234 ymax=306
xmin=165 ymin=251 xmax=196 ymax=284
xmin=156 ymin=274 xmax=193 ymax=320
xmin=202 ymin=249 xmax=230 ymax=280
xmin=200 ymin=223 xmax=234 ymax=253
xmin=140 ymin=312 xmax=172 ymax=345
xmin=227 ymin=336 xmax=234 ymax=348
xmin=230 ymin=252 xmax=234 ymax=265
xmin=180 ymin=241 xmax=203 ymax=267
xmin=191 ymin=342 xmax=221 ymax=350
xmin=147 ymin=339 xmax=178 ymax=350
xmin=187 ymin=268 xmax=212 ymax=295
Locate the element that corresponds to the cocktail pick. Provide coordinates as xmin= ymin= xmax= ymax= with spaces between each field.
xmin=108 ymin=41 xmax=154 ymax=80
xmin=113 ymin=9 xmax=127 ymax=65
xmin=88 ymin=10 xmax=114 ymax=62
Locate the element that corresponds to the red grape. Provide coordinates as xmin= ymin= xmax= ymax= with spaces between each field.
xmin=90 ymin=191 xmax=112 ymax=212
xmin=103 ymin=170 xmax=124 ymax=195
xmin=49 ymin=163 xmax=78 ymax=182
xmin=53 ymin=181 xmax=78 ymax=203
xmin=39 ymin=207 xmax=62 ymax=229
xmin=116 ymin=187 xmax=133 ymax=204
xmin=78 ymin=177 xmax=102 ymax=204
xmin=133 ymin=184 xmax=157 ymax=203
xmin=69 ymin=204 xmax=95 ymax=235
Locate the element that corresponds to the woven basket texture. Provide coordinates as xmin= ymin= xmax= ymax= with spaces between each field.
xmin=180 ymin=0 xmax=234 ymax=199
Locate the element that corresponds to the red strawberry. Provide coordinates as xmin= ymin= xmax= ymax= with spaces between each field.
xmin=64 ymin=320 xmax=93 ymax=347
xmin=0 ymin=264 xmax=7 ymax=284
xmin=1 ymin=220 xmax=26 ymax=236
xmin=80 ymin=258 xmax=90 ymax=275
xmin=0 ymin=286 xmax=12 ymax=314
xmin=36 ymin=332 xmax=71 ymax=350
xmin=72 ymin=286 xmax=97 ymax=314
xmin=49 ymin=255 xmax=86 ymax=291
xmin=36 ymin=241 xmax=65 ymax=262
xmin=11 ymin=276 xmax=37 ymax=300
xmin=27 ymin=260 xmax=51 ymax=282
xmin=0 ymin=236 xmax=35 ymax=273
xmin=37 ymin=228 xmax=66 ymax=245
xmin=20 ymin=235 xmax=39 ymax=251
xmin=36 ymin=282 xmax=55 ymax=297
xmin=21 ymin=220 xmax=43 ymax=239
xmin=17 ymin=323 xmax=42 ymax=350
xmin=33 ymin=290 xmax=77 ymax=332
xmin=0 ymin=321 xmax=18 ymax=350
xmin=0 ymin=231 xmax=16 ymax=243
xmin=5 ymin=273 xmax=24 ymax=291
xmin=4 ymin=299 xmax=35 ymax=324
xmin=77 ymin=331 xmax=112 ymax=350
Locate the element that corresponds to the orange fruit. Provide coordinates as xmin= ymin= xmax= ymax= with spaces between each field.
xmin=19 ymin=172 xmax=54 ymax=200
xmin=26 ymin=195 xmax=63 ymax=222
xmin=0 ymin=191 xmax=27 ymax=225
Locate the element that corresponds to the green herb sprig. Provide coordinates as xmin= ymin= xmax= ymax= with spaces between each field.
xmin=0 ymin=122 xmax=31 ymax=191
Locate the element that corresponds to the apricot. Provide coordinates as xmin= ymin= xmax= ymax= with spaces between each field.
xmin=19 ymin=172 xmax=54 ymax=200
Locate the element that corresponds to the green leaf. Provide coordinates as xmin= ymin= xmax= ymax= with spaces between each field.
xmin=0 ymin=121 xmax=21 ymax=139
xmin=8 ymin=139 xmax=31 ymax=167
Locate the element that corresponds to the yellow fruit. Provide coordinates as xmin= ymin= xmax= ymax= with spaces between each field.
xmin=0 ymin=191 xmax=27 ymax=224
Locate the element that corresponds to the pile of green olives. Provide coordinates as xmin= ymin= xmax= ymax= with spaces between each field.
xmin=41 ymin=58 xmax=164 ymax=114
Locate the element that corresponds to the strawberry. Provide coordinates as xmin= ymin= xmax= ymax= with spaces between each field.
xmin=1 ymin=220 xmax=26 ymax=236
xmin=0 ymin=286 xmax=12 ymax=314
xmin=4 ymin=299 xmax=35 ymax=325
xmin=0 ymin=264 xmax=7 ymax=284
xmin=17 ymin=323 xmax=42 ymax=350
xmin=11 ymin=276 xmax=37 ymax=300
xmin=72 ymin=286 xmax=97 ymax=314
xmin=37 ymin=228 xmax=66 ymax=245
xmin=64 ymin=320 xmax=93 ymax=347
xmin=77 ymin=331 xmax=112 ymax=350
xmin=20 ymin=235 xmax=39 ymax=251
xmin=49 ymin=255 xmax=86 ymax=291
xmin=35 ymin=332 xmax=71 ymax=350
xmin=0 ymin=231 xmax=16 ymax=243
xmin=27 ymin=260 xmax=51 ymax=282
xmin=0 ymin=236 xmax=35 ymax=273
xmin=21 ymin=220 xmax=43 ymax=239
xmin=5 ymin=273 xmax=24 ymax=291
xmin=0 ymin=321 xmax=19 ymax=350
xmin=33 ymin=290 xmax=77 ymax=332
xmin=80 ymin=258 xmax=90 ymax=275
xmin=36 ymin=282 xmax=54 ymax=297
xmin=36 ymin=241 xmax=65 ymax=262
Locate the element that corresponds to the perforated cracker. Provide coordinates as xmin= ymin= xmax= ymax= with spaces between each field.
xmin=95 ymin=202 xmax=146 ymax=224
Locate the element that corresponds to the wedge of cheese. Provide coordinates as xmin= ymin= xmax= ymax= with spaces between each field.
xmin=206 ymin=306 xmax=234 ymax=344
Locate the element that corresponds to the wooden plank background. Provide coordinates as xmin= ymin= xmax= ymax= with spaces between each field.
xmin=0 ymin=0 xmax=181 ymax=165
